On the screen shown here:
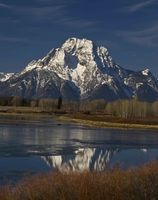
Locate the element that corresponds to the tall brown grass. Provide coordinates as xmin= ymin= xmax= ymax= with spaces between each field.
xmin=1 ymin=162 xmax=158 ymax=200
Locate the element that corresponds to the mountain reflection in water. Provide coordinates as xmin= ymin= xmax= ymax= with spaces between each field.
xmin=42 ymin=148 xmax=118 ymax=171
xmin=41 ymin=147 xmax=157 ymax=172
xmin=0 ymin=120 xmax=158 ymax=182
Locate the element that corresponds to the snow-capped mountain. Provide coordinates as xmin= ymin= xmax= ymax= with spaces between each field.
xmin=0 ymin=37 xmax=158 ymax=101
xmin=0 ymin=72 xmax=14 ymax=82
xmin=42 ymin=148 xmax=118 ymax=172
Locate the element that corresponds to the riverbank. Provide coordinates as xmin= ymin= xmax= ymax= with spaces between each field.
xmin=1 ymin=162 xmax=158 ymax=200
xmin=0 ymin=106 xmax=158 ymax=130
xmin=58 ymin=114 xmax=158 ymax=130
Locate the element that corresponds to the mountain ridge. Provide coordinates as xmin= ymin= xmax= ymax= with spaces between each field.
xmin=0 ymin=37 xmax=158 ymax=102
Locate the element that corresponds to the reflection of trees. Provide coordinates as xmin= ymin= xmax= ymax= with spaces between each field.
xmin=41 ymin=148 xmax=119 ymax=172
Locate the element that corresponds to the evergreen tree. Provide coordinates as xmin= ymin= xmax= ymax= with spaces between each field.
xmin=57 ymin=97 xmax=62 ymax=109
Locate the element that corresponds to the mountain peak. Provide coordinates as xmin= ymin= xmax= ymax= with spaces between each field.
xmin=62 ymin=38 xmax=109 ymax=57
xmin=1 ymin=38 xmax=158 ymax=102
xmin=63 ymin=37 xmax=94 ymax=45
xmin=61 ymin=37 xmax=95 ymax=53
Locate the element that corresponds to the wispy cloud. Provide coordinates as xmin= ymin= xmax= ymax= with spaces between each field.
xmin=54 ymin=18 xmax=96 ymax=29
xmin=0 ymin=1 xmax=96 ymax=28
xmin=0 ymin=1 xmax=97 ymax=44
xmin=0 ymin=2 xmax=66 ymax=22
xmin=15 ymin=5 xmax=65 ymax=20
xmin=122 ymin=0 xmax=157 ymax=13
xmin=34 ymin=0 xmax=78 ymax=5
xmin=117 ymin=24 xmax=158 ymax=47
xmin=0 ymin=3 xmax=10 ymax=8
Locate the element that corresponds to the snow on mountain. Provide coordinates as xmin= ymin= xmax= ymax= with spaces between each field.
xmin=41 ymin=148 xmax=118 ymax=172
xmin=141 ymin=68 xmax=150 ymax=76
xmin=0 ymin=37 xmax=158 ymax=101
xmin=0 ymin=72 xmax=14 ymax=82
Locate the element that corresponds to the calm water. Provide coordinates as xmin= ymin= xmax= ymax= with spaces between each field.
xmin=0 ymin=118 xmax=158 ymax=184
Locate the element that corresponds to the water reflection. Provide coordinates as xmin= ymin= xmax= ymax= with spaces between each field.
xmin=41 ymin=147 xmax=158 ymax=172
xmin=0 ymin=120 xmax=158 ymax=182
xmin=42 ymin=148 xmax=118 ymax=172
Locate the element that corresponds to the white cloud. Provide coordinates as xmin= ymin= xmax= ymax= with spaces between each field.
xmin=15 ymin=5 xmax=65 ymax=20
xmin=0 ymin=3 xmax=10 ymax=8
xmin=117 ymin=24 xmax=158 ymax=47
xmin=54 ymin=18 xmax=96 ymax=28
xmin=122 ymin=0 xmax=157 ymax=13
xmin=0 ymin=2 xmax=96 ymax=29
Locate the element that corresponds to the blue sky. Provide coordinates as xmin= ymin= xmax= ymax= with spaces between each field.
xmin=0 ymin=0 xmax=158 ymax=76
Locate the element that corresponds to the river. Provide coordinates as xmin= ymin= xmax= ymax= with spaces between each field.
xmin=0 ymin=117 xmax=158 ymax=184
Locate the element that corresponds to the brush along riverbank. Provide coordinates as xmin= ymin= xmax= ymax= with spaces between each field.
xmin=58 ymin=114 xmax=158 ymax=130
xmin=1 ymin=162 xmax=158 ymax=200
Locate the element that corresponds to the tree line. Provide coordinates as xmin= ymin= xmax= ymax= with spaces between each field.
xmin=0 ymin=96 xmax=158 ymax=118
xmin=0 ymin=96 xmax=62 ymax=110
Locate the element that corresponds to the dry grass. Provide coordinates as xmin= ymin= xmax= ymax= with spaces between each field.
xmin=58 ymin=113 xmax=158 ymax=130
xmin=1 ymin=162 xmax=158 ymax=200
xmin=69 ymin=113 xmax=158 ymax=125
xmin=1 ymin=106 xmax=158 ymax=130
xmin=0 ymin=106 xmax=42 ymax=113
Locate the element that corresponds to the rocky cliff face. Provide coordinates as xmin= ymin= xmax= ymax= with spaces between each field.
xmin=0 ymin=37 xmax=158 ymax=101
